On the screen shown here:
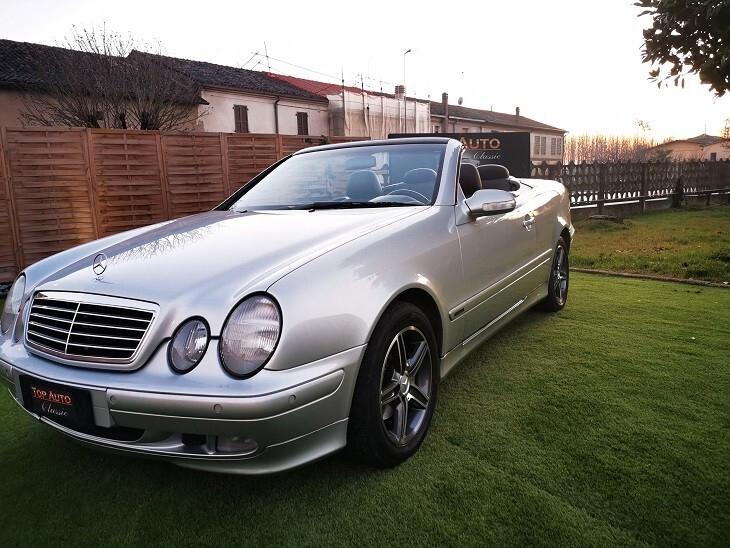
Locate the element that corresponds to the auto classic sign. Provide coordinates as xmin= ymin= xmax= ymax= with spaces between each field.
xmin=389 ymin=132 xmax=531 ymax=178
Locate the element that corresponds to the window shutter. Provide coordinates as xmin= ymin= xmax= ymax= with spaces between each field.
xmin=234 ymin=105 xmax=249 ymax=133
xmin=297 ymin=112 xmax=309 ymax=135
xmin=534 ymin=135 xmax=540 ymax=155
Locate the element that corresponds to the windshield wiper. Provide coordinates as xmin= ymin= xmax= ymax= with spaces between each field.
xmin=279 ymin=201 xmax=415 ymax=210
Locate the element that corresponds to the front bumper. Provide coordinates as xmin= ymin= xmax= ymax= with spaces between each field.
xmin=0 ymin=339 xmax=365 ymax=474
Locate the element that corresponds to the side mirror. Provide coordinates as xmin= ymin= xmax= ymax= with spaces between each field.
xmin=464 ymin=189 xmax=516 ymax=218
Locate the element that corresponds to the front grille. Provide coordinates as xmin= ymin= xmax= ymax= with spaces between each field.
xmin=26 ymin=294 xmax=154 ymax=362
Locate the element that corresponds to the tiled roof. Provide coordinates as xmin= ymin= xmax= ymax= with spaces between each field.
xmin=0 ymin=39 xmax=90 ymax=92
xmin=685 ymin=134 xmax=725 ymax=146
xmin=265 ymin=73 xmax=363 ymax=96
xmin=0 ymin=39 xmax=205 ymax=104
xmin=131 ymin=51 xmax=328 ymax=103
xmin=430 ymin=101 xmax=565 ymax=133
xmin=266 ymin=72 xmax=430 ymax=103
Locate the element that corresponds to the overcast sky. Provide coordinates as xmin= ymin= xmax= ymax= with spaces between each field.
xmin=1 ymin=0 xmax=727 ymax=139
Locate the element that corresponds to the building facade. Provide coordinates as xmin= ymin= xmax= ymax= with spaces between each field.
xmin=649 ymin=134 xmax=730 ymax=161
xmin=431 ymin=93 xmax=566 ymax=164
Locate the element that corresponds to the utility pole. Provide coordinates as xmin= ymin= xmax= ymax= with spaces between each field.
xmin=403 ymin=49 xmax=411 ymax=133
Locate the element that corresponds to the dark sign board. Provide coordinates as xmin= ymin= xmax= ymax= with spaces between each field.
xmin=389 ymin=132 xmax=531 ymax=178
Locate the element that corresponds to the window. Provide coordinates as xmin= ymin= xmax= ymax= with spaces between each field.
xmin=710 ymin=152 xmax=717 ymax=161
xmin=433 ymin=125 xmax=440 ymax=133
xmin=233 ymin=105 xmax=249 ymax=133
xmin=228 ymin=143 xmax=446 ymax=210
xmin=550 ymin=137 xmax=558 ymax=155
xmin=534 ymin=135 xmax=547 ymax=155
xmin=296 ymin=112 xmax=309 ymax=135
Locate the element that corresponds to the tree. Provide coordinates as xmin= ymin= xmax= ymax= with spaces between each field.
xmin=636 ymin=0 xmax=730 ymax=96
xmin=21 ymin=26 xmax=205 ymax=130
xmin=563 ymin=134 xmax=658 ymax=163
xmin=722 ymin=118 xmax=730 ymax=141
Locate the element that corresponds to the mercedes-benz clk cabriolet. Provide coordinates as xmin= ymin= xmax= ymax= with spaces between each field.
xmin=0 ymin=137 xmax=573 ymax=474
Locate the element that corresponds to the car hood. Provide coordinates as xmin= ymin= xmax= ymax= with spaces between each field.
xmin=35 ymin=207 xmax=423 ymax=306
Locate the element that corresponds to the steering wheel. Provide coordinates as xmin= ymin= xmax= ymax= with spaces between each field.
xmin=386 ymin=188 xmax=429 ymax=204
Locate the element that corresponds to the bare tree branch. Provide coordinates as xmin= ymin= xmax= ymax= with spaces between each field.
xmin=20 ymin=25 xmax=206 ymax=131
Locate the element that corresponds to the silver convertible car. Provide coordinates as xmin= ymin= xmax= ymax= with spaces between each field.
xmin=0 ymin=138 xmax=573 ymax=474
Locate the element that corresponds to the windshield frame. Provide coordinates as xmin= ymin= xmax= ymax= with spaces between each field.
xmin=217 ymin=141 xmax=447 ymax=212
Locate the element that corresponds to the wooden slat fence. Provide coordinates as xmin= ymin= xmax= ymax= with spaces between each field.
xmin=0 ymin=127 xmax=365 ymax=282
xmin=532 ymin=159 xmax=730 ymax=212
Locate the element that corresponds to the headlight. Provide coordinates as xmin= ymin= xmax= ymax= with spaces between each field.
xmin=219 ymin=294 xmax=281 ymax=378
xmin=1 ymin=275 xmax=26 ymax=334
xmin=168 ymin=318 xmax=209 ymax=373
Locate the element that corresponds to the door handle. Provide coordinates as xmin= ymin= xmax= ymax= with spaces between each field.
xmin=522 ymin=214 xmax=535 ymax=230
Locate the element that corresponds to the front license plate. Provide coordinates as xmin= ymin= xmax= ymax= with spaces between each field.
xmin=19 ymin=375 xmax=94 ymax=431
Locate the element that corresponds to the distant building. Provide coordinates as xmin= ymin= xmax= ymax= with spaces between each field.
xmin=266 ymin=73 xmax=431 ymax=139
xmin=649 ymin=134 xmax=730 ymax=161
xmin=431 ymin=93 xmax=567 ymax=164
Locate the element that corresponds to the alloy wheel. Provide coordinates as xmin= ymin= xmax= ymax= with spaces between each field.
xmin=379 ymin=326 xmax=433 ymax=446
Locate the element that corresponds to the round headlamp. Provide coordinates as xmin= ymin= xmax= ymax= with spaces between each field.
xmin=168 ymin=318 xmax=209 ymax=373
xmin=219 ymin=294 xmax=281 ymax=378
xmin=1 ymin=274 xmax=26 ymax=334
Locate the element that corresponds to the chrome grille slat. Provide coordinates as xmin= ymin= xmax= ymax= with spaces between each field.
xmin=27 ymin=330 xmax=68 ymax=345
xmin=25 ymin=293 xmax=155 ymax=364
xmin=29 ymin=313 xmax=73 ymax=323
xmin=72 ymin=310 xmax=151 ymax=323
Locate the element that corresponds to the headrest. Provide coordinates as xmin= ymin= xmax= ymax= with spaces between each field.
xmin=347 ymin=171 xmax=382 ymax=201
xmin=478 ymin=164 xmax=510 ymax=181
xmin=459 ymin=163 xmax=481 ymax=198
xmin=403 ymin=168 xmax=437 ymax=186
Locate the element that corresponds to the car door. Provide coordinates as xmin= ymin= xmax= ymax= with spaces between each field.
xmin=455 ymin=188 xmax=540 ymax=340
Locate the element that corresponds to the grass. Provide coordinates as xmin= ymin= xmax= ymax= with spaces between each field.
xmin=571 ymin=205 xmax=730 ymax=283
xmin=0 ymin=273 xmax=728 ymax=547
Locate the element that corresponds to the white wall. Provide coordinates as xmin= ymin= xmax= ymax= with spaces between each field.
xmin=328 ymin=91 xmax=431 ymax=139
xmin=198 ymin=89 xmax=329 ymax=135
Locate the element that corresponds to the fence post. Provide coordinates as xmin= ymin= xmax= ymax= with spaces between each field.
xmin=0 ymin=127 xmax=22 ymax=275
xmin=220 ymin=132 xmax=231 ymax=197
xmin=155 ymin=132 xmax=172 ymax=220
xmin=640 ymin=163 xmax=648 ymax=214
xmin=598 ymin=164 xmax=606 ymax=215
xmin=83 ymin=129 xmax=101 ymax=239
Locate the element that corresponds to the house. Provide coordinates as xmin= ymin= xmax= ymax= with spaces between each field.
xmin=0 ymin=39 xmax=205 ymax=129
xmin=266 ymin=73 xmax=431 ymax=139
xmin=431 ymin=93 xmax=567 ymax=164
xmin=0 ymin=39 xmax=328 ymax=136
xmin=648 ymin=134 xmax=730 ymax=161
xmin=129 ymin=51 xmax=330 ymax=135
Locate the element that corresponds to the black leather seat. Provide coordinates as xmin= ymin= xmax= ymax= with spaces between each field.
xmin=347 ymin=171 xmax=382 ymax=201
xmin=478 ymin=164 xmax=513 ymax=192
xmin=459 ymin=163 xmax=481 ymax=198
xmin=402 ymin=168 xmax=437 ymax=199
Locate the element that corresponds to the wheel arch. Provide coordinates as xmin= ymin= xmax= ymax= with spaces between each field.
xmin=372 ymin=286 xmax=445 ymax=358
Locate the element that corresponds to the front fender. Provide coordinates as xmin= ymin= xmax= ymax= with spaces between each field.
xmin=265 ymin=206 xmax=463 ymax=371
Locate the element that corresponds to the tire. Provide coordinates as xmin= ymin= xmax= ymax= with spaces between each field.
xmin=539 ymin=236 xmax=569 ymax=312
xmin=347 ymin=302 xmax=439 ymax=467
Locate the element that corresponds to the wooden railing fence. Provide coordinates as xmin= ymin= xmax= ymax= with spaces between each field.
xmin=532 ymin=159 xmax=730 ymax=213
xmin=0 ymin=127 xmax=363 ymax=282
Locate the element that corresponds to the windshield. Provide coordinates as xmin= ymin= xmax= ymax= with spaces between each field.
xmin=228 ymin=143 xmax=446 ymax=211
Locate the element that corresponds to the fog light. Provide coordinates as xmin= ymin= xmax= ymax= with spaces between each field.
xmin=216 ymin=435 xmax=258 ymax=454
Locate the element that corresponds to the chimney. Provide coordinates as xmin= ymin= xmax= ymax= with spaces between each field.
xmin=442 ymin=92 xmax=449 ymax=132
xmin=515 ymin=106 xmax=520 ymax=124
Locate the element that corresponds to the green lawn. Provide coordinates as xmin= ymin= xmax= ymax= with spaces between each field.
xmin=1 ymin=273 xmax=728 ymax=547
xmin=572 ymin=205 xmax=730 ymax=283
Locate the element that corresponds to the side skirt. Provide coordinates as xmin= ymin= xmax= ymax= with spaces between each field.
xmin=439 ymin=283 xmax=548 ymax=379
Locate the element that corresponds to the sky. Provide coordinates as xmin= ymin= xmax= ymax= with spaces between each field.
xmin=1 ymin=0 xmax=727 ymax=140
